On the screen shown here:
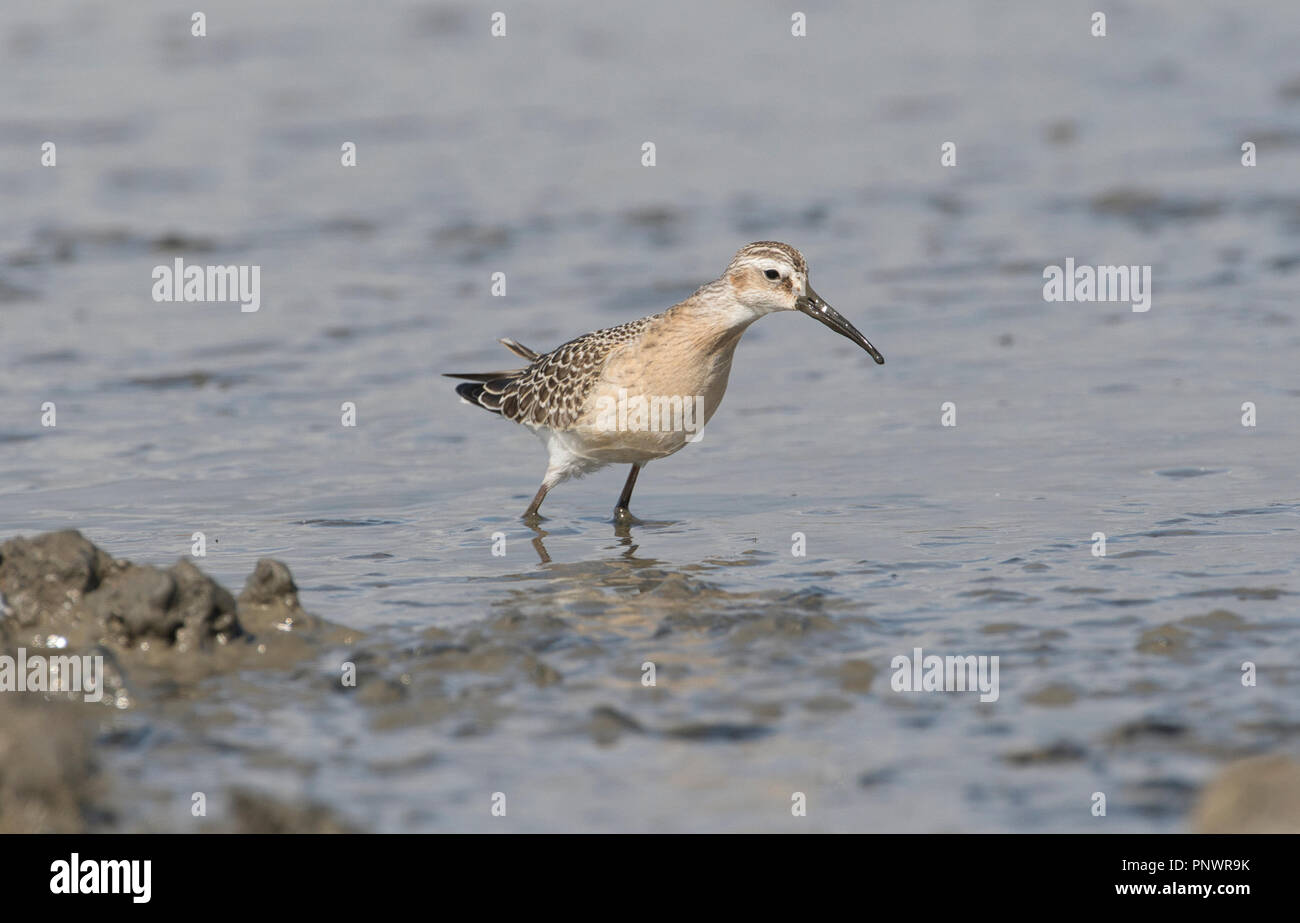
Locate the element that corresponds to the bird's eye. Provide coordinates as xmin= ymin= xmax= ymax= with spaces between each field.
xmin=764 ymin=269 xmax=780 ymax=280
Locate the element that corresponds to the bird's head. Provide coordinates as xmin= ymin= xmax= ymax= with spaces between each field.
xmin=723 ymin=241 xmax=884 ymax=364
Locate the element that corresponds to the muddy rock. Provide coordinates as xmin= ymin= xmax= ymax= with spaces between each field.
xmin=0 ymin=529 xmax=360 ymax=833
xmin=0 ymin=530 xmax=348 ymax=664
xmin=236 ymin=557 xmax=317 ymax=635
xmin=0 ymin=530 xmax=243 ymax=651
xmin=0 ymin=529 xmax=113 ymax=631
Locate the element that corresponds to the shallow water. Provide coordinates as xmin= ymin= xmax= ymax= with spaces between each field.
xmin=2 ymin=0 xmax=1299 ymax=831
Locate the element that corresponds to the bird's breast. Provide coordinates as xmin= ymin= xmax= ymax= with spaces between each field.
xmin=596 ymin=325 xmax=742 ymax=423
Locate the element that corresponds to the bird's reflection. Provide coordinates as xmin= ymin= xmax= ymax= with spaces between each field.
xmin=525 ymin=516 xmax=674 ymax=566
xmin=528 ymin=524 xmax=552 ymax=564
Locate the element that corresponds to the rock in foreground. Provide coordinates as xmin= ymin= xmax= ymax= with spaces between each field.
xmin=0 ymin=530 xmax=357 ymax=833
xmin=0 ymin=530 xmax=345 ymax=678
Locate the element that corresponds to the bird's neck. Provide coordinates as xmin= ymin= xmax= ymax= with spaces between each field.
xmin=666 ymin=281 xmax=760 ymax=345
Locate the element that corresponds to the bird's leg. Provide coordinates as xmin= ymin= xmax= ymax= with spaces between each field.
xmin=614 ymin=464 xmax=642 ymax=521
xmin=523 ymin=483 xmax=549 ymax=520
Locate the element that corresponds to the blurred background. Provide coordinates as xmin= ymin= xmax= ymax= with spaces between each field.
xmin=1 ymin=0 xmax=1298 ymax=832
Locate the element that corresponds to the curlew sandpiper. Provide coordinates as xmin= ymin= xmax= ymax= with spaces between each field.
xmin=446 ymin=241 xmax=884 ymax=521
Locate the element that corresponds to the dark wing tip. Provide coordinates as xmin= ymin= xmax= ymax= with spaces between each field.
xmin=453 ymin=379 xmax=513 ymax=416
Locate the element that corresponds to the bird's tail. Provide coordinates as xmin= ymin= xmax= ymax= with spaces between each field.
xmin=445 ymin=338 xmax=540 ymax=414
xmin=443 ymin=337 xmax=541 ymax=380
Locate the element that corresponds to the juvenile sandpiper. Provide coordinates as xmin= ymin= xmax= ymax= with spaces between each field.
xmin=446 ymin=241 xmax=885 ymax=521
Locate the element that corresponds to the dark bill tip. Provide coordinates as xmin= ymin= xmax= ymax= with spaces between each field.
xmin=797 ymin=289 xmax=885 ymax=365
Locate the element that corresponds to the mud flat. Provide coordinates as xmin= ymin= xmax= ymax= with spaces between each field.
xmin=0 ymin=530 xmax=358 ymax=833
xmin=0 ymin=530 xmax=578 ymax=833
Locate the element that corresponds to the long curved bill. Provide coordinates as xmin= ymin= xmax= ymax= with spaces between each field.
xmin=796 ymin=286 xmax=885 ymax=364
